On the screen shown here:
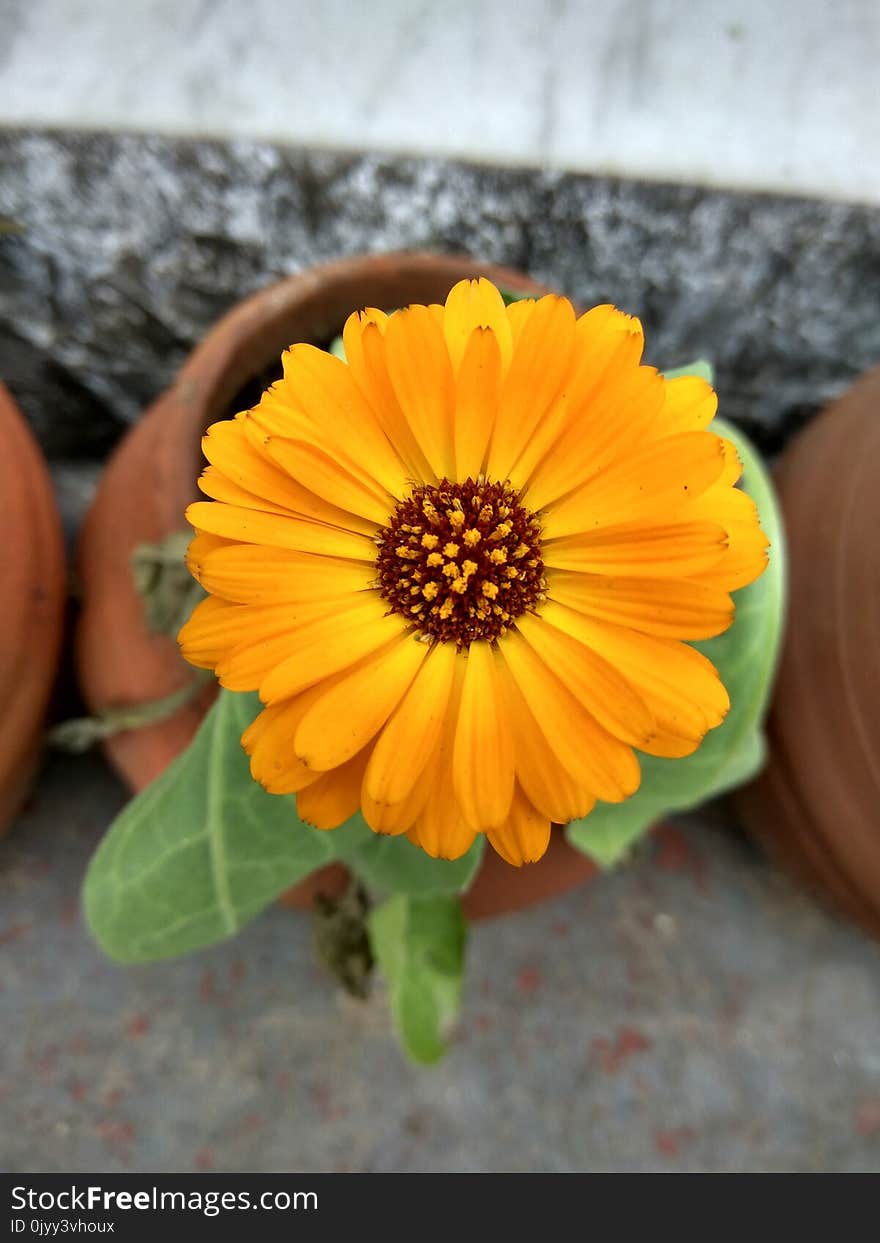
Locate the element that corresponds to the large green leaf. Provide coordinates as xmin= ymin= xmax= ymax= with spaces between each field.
xmin=85 ymin=690 xmax=484 ymax=963
xmin=367 ymin=895 xmax=467 ymax=1064
xmin=567 ymin=415 xmax=786 ymax=868
xmin=83 ymin=692 xmax=339 ymax=962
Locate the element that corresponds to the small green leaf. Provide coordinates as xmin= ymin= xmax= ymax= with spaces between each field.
xmin=83 ymin=691 xmax=338 ymax=962
xmin=368 ymin=894 xmax=467 ymax=1064
xmin=664 ymin=358 xmax=715 ymax=385
xmin=498 ymin=287 xmax=535 ymax=306
xmin=331 ymin=818 xmax=485 ymax=897
xmin=567 ymin=417 xmax=785 ymax=868
xmin=132 ymin=530 xmax=206 ymax=637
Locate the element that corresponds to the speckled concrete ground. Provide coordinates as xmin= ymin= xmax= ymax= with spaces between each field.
xmin=3 ymin=752 xmax=879 ymax=1173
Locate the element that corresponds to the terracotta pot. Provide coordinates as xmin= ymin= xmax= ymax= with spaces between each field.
xmin=0 ymin=383 xmax=66 ymax=833
xmin=737 ymin=365 xmax=880 ymax=937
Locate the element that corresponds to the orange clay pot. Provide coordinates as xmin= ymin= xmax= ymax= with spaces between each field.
xmin=76 ymin=251 xmax=597 ymax=914
xmin=0 ymin=383 xmax=66 ymax=834
xmin=737 ymin=365 xmax=880 ymax=937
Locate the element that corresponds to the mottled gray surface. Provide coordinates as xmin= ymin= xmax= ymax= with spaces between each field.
xmin=2 ymin=129 xmax=880 ymax=465
xmin=3 ymin=753 xmax=880 ymax=1173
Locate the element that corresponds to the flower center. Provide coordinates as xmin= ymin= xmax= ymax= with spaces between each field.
xmin=375 ymin=478 xmax=545 ymax=647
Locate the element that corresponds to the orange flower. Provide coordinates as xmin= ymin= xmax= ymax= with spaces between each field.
xmin=179 ymin=279 xmax=768 ymax=865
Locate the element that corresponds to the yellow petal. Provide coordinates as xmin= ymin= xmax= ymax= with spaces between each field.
xmin=341 ymin=306 xmax=389 ymax=364
xmin=695 ymin=510 xmax=769 ymax=590
xmin=659 ymin=374 xmax=718 ymax=434
xmin=452 ymin=326 xmax=502 ymax=480
xmin=185 ymin=502 xmax=376 ymax=560
xmin=502 ymin=668 xmax=596 ymax=823
xmin=296 ymin=749 xmax=370 ymax=830
xmin=538 ymin=430 xmax=727 ymax=540
xmin=178 ymin=597 xmax=292 ymax=668
xmin=246 ymin=389 xmax=398 ymax=518
xmin=542 ymin=519 xmax=728 ymax=577
xmin=233 ymin=412 xmax=380 ymax=534
xmin=262 ymin=436 xmax=393 ymax=526
xmin=403 ymin=657 xmax=477 ymax=859
xmin=505 ymin=297 xmax=536 ymax=347
xmin=486 ymin=788 xmax=551 ymax=866
xmin=217 ymin=632 xmax=303 ymax=691
xmin=498 ymin=629 xmax=640 ymax=803
xmin=242 ymin=697 xmax=323 ymax=795
xmin=536 ymin=600 xmax=729 ymax=757
xmin=188 ymin=543 xmax=374 ymax=607
xmin=542 ymin=602 xmax=728 ymax=722
xmin=515 ymin=612 xmax=655 ymax=747
xmin=508 ymin=304 xmax=644 ymax=492
xmin=443 ymin=278 xmax=513 ymax=375
xmin=716 ymin=437 xmax=744 ymax=487
xmin=343 ymin=313 xmax=436 ymax=481
xmin=572 ymin=303 xmax=644 ymax=371
xmin=452 ymin=641 xmax=515 ymax=830
xmin=278 ymin=344 xmax=409 ymax=498
xmin=197 ymin=467 xmax=293 ymax=516
xmin=293 ymin=633 xmax=428 ymax=770
xmin=656 ymin=463 xmax=769 ymax=593
xmin=384 ymin=305 xmax=455 ymax=479
xmin=258 ymin=596 xmax=408 ymax=704
xmin=213 ymin=594 xmax=368 ymax=691
xmin=201 ymin=417 xmax=288 ymax=499
xmin=485 ymin=294 xmax=577 ymax=482
xmin=407 ymin=800 xmax=477 ymax=861
xmin=360 ymin=764 xmax=432 ymax=836
xmin=364 ymin=641 xmax=457 ymax=809
xmin=548 ymin=571 xmax=734 ymax=640
xmin=524 ymin=366 xmax=666 ymax=511
xmin=202 ymin=416 xmax=361 ymax=521
xmin=185 ymin=531 xmax=234 ymax=575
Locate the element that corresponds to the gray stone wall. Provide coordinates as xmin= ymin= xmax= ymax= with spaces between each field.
xmin=2 ymin=129 xmax=880 ymax=463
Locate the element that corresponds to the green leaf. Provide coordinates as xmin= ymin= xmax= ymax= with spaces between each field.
xmin=664 ymin=358 xmax=715 ymax=385
xmin=368 ymin=895 xmax=467 ymax=1064
xmin=499 ymin=285 xmax=539 ymax=305
xmin=83 ymin=691 xmax=339 ymax=963
xmin=498 ymin=286 xmax=535 ymax=306
xmin=331 ymin=818 xmax=485 ymax=897
xmin=567 ymin=417 xmax=786 ymax=868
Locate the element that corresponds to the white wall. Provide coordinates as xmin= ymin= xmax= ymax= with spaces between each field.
xmin=1 ymin=0 xmax=877 ymax=203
